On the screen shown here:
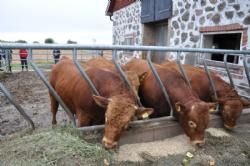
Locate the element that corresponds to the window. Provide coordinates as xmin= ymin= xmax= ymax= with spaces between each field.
xmin=203 ymin=33 xmax=241 ymax=64
xmin=141 ymin=0 xmax=172 ymax=23
xmin=122 ymin=33 xmax=135 ymax=55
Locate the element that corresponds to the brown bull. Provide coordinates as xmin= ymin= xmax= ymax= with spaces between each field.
xmin=161 ymin=60 xmax=250 ymax=129
xmin=124 ymin=59 xmax=216 ymax=146
xmin=49 ymin=57 xmax=153 ymax=149
xmin=84 ymin=57 xmax=140 ymax=95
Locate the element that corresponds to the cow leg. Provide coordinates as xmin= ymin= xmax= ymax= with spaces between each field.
xmin=50 ymin=94 xmax=59 ymax=126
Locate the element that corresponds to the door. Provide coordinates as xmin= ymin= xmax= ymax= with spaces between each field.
xmin=151 ymin=23 xmax=168 ymax=63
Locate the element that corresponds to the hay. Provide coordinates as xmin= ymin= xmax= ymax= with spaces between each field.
xmin=0 ymin=125 xmax=111 ymax=166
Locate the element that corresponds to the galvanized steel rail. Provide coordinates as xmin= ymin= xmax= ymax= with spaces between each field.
xmin=243 ymin=56 xmax=250 ymax=87
xmin=72 ymin=48 xmax=100 ymax=96
xmin=112 ymin=50 xmax=143 ymax=107
xmin=146 ymin=51 xmax=174 ymax=117
xmin=0 ymin=83 xmax=35 ymax=130
xmin=224 ymin=54 xmax=235 ymax=88
xmin=176 ymin=51 xmax=192 ymax=89
xmin=28 ymin=49 xmax=76 ymax=126
xmin=203 ymin=59 xmax=219 ymax=112
xmin=1 ymin=43 xmax=250 ymax=132
xmin=1 ymin=43 xmax=250 ymax=55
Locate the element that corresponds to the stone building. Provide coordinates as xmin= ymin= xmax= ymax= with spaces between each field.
xmin=106 ymin=0 xmax=250 ymax=67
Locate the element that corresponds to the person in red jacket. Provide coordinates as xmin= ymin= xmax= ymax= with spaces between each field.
xmin=19 ymin=49 xmax=28 ymax=71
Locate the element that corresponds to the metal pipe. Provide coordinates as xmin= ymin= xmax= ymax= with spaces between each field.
xmin=176 ymin=51 xmax=191 ymax=88
xmin=112 ymin=50 xmax=143 ymax=107
xmin=27 ymin=49 xmax=76 ymax=126
xmin=196 ymin=65 xmax=245 ymax=78
xmin=72 ymin=49 xmax=100 ymax=96
xmin=1 ymin=43 xmax=250 ymax=55
xmin=239 ymin=94 xmax=250 ymax=100
xmin=0 ymin=83 xmax=35 ymax=130
xmin=243 ymin=56 xmax=250 ymax=87
xmin=146 ymin=51 xmax=174 ymax=117
xmin=234 ymin=84 xmax=250 ymax=90
xmin=203 ymin=58 xmax=219 ymax=113
xmin=78 ymin=115 xmax=175 ymax=132
xmin=223 ymin=54 xmax=235 ymax=88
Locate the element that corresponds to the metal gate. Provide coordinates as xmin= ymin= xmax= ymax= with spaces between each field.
xmin=0 ymin=43 xmax=250 ymax=133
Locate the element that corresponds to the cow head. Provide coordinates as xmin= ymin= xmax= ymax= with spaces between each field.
xmin=92 ymin=95 xmax=154 ymax=149
xmin=175 ymin=101 xmax=216 ymax=146
xmin=124 ymin=71 xmax=140 ymax=95
xmin=218 ymin=98 xmax=250 ymax=129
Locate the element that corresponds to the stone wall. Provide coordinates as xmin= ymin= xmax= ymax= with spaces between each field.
xmin=111 ymin=0 xmax=250 ymax=64
xmin=112 ymin=1 xmax=142 ymax=62
xmin=169 ymin=0 xmax=250 ymax=63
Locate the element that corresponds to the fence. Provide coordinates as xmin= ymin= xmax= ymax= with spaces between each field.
xmin=0 ymin=43 xmax=250 ymax=132
xmin=0 ymin=49 xmax=111 ymax=72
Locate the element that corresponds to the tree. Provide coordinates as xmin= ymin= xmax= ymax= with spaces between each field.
xmin=16 ymin=40 xmax=27 ymax=43
xmin=44 ymin=38 xmax=54 ymax=44
xmin=67 ymin=40 xmax=77 ymax=44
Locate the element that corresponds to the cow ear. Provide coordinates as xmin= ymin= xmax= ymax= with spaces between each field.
xmin=212 ymin=96 xmax=225 ymax=104
xmin=92 ymin=95 xmax=111 ymax=108
xmin=241 ymin=98 xmax=250 ymax=108
xmin=135 ymin=107 xmax=154 ymax=119
xmin=175 ymin=102 xmax=185 ymax=113
xmin=138 ymin=72 xmax=148 ymax=83
xmin=215 ymin=97 xmax=227 ymax=104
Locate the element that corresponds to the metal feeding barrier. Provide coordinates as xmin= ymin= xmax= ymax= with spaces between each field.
xmin=0 ymin=83 xmax=35 ymax=130
xmin=0 ymin=43 xmax=250 ymax=133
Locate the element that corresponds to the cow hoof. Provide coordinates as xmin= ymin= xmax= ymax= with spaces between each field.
xmin=52 ymin=124 xmax=57 ymax=129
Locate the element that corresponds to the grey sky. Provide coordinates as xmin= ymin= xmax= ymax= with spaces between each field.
xmin=0 ymin=0 xmax=113 ymax=44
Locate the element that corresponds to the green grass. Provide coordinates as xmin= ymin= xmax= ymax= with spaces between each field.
xmin=0 ymin=125 xmax=112 ymax=166
xmin=9 ymin=61 xmax=54 ymax=70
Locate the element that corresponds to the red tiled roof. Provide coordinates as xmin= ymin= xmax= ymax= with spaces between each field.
xmin=106 ymin=0 xmax=136 ymax=16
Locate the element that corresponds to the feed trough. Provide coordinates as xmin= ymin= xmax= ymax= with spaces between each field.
xmin=79 ymin=109 xmax=250 ymax=145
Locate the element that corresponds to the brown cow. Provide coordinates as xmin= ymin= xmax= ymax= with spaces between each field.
xmin=124 ymin=59 xmax=216 ymax=146
xmin=84 ymin=57 xmax=141 ymax=97
xmin=161 ymin=60 xmax=250 ymax=129
xmin=49 ymin=57 xmax=153 ymax=149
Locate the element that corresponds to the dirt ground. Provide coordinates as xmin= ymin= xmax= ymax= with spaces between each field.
xmin=0 ymin=71 xmax=69 ymax=136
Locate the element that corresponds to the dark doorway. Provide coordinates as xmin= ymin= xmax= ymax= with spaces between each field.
xmin=203 ymin=33 xmax=241 ymax=64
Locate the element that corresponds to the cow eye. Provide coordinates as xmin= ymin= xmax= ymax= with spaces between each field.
xmin=188 ymin=121 xmax=197 ymax=128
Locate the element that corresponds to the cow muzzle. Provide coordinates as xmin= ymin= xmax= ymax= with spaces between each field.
xmin=224 ymin=124 xmax=235 ymax=130
xmin=102 ymin=137 xmax=118 ymax=149
xmin=191 ymin=139 xmax=205 ymax=147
